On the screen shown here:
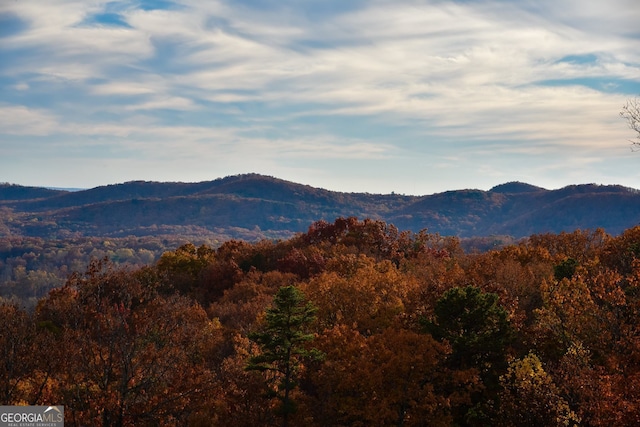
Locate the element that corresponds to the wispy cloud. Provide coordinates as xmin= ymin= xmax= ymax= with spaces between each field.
xmin=0 ymin=105 xmax=59 ymax=136
xmin=1 ymin=0 xmax=638 ymax=192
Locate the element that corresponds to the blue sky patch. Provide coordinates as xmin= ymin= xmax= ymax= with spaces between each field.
xmin=536 ymin=77 xmax=640 ymax=94
xmin=0 ymin=12 xmax=26 ymax=38
xmin=555 ymin=54 xmax=599 ymax=65
xmin=136 ymin=0 xmax=183 ymax=11
xmin=83 ymin=13 xmax=131 ymax=28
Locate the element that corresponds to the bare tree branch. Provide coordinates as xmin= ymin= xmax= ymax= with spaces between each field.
xmin=620 ymin=97 xmax=640 ymax=151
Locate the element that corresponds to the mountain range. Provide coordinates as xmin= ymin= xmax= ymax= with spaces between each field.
xmin=2 ymin=174 xmax=640 ymax=240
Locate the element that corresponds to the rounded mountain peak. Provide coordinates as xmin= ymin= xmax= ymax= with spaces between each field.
xmin=490 ymin=181 xmax=546 ymax=194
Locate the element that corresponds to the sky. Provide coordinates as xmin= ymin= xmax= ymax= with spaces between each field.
xmin=1 ymin=0 xmax=639 ymax=195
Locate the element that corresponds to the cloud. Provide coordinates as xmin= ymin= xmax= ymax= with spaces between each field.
xmin=122 ymin=95 xmax=198 ymax=111
xmin=0 ymin=104 xmax=58 ymax=136
xmin=1 ymin=0 xmax=639 ymax=192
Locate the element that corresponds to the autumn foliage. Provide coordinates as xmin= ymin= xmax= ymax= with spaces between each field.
xmin=2 ymin=217 xmax=640 ymax=426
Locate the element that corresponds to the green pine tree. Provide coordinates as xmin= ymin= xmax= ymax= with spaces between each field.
xmin=423 ymin=285 xmax=514 ymax=425
xmin=246 ymin=285 xmax=323 ymax=427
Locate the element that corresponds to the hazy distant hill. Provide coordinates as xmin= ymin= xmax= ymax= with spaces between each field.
xmin=0 ymin=183 xmax=65 ymax=201
xmin=1 ymin=174 xmax=639 ymax=239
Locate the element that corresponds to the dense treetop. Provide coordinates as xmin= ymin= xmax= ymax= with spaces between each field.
xmin=2 ymin=217 xmax=640 ymax=425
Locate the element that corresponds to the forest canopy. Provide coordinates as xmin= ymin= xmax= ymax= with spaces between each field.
xmin=2 ymin=217 xmax=640 ymax=426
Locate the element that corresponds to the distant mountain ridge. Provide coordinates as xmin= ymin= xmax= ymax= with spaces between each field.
xmin=1 ymin=174 xmax=639 ymax=240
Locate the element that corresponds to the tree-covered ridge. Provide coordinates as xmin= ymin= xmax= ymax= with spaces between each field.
xmin=2 ymin=174 xmax=640 ymax=239
xmin=0 ymin=235 xmax=219 ymax=309
xmin=0 ymin=183 xmax=65 ymax=201
xmin=2 ymin=217 xmax=640 ymax=425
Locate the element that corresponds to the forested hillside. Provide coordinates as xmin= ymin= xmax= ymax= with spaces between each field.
xmin=0 ymin=235 xmax=210 ymax=308
xmin=2 ymin=174 xmax=640 ymax=239
xmin=2 ymin=217 xmax=640 ymax=425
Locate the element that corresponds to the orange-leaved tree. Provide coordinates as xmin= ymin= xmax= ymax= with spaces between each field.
xmin=36 ymin=259 xmax=218 ymax=426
